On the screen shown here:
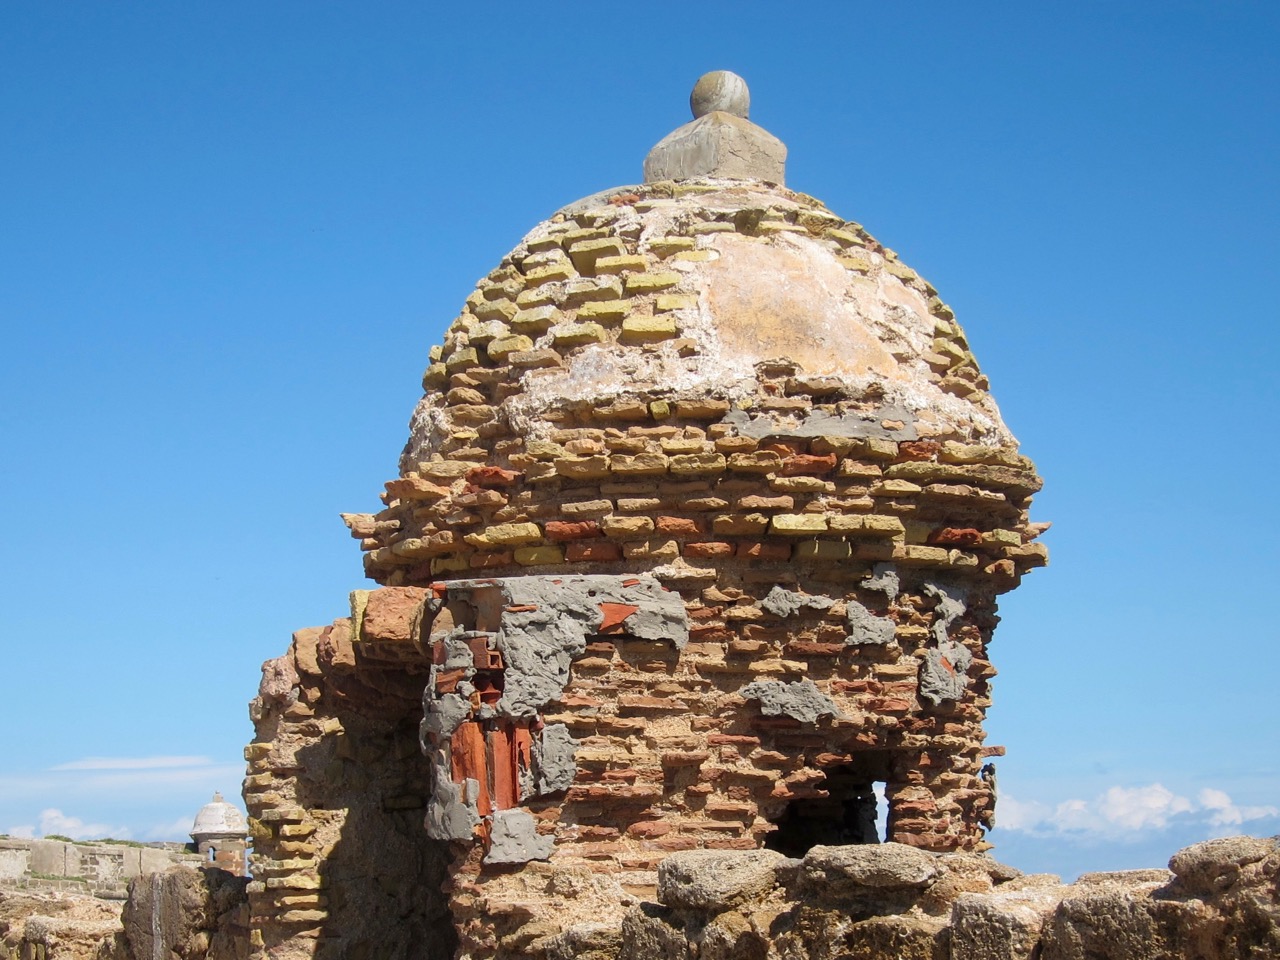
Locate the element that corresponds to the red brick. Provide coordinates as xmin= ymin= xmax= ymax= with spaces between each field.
xmin=897 ymin=440 xmax=940 ymax=462
xmin=655 ymin=516 xmax=704 ymax=535
xmin=928 ymin=527 xmax=983 ymax=546
xmin=734 ymin=541 xmax=792 ymax=560
xmin=565 ymin=541 xmax=623 ymax=562
xmin=780 ymin=453 xmax=837 ymax=475
xmin=545 ymin=520 xmax=602 ymax=541
xmin=465 ymin=465 xmax=523 ymax=487
xmin=684 ymin=541 xmax=734 ymax=559
xmin=626 ymin=820 xmax=671 ymax=838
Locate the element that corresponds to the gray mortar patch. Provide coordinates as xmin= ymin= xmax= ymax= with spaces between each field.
xmin=533 ymin=723 xmax=577 ymax=796
xmin=740 ymin=679 xmax=841 ymax=724
xmin=761 ymin=586 xmax=835 ymax=618
xmin=923 ymin=580 xmax=967 ymax=645
xmin=424 ymin=767 xmax=481 ymax=842
xmin=724 ymin=406 xmax=919 ymax=441
xmin=467 ymin=575 xmax=687 ymax=718
xmin=846 ymin=600 xmax=897 ymax=646
xmin=919 ymin=642 xmax=973 ymax=706
xmin=863 ymin=563 xmax=900 ymax=600
xmin=420 ymin=690 xmax=470 ymax=744
xmin=484 ymin=809 xmax=555 ymax=865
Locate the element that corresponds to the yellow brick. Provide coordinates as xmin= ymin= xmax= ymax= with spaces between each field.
xmin=655 ymin=294 xmax=696 ymax=312
xmin=794 ymin=540 xmax=851 ymax=561
xmin=552 ymin=321 xmax=608 ymax=347
xmin=601 ymin=515 xmax=656 ymax=539
xmin=555 ymin=455 xmax=611 ymax=479
xmin=649 ymin=400 xmax=672 ymax=419
xmin=514 ymin=546 xmax=564 ymax=565
xmin=625 ymin=272 xmax=681 ymax=294
xmin=622 ymin=538 xmax=680 ymax=561
xmin=712 ymin=513 xmax=770 ymax=536
xmin=826 ymin=228 xmax=865 ymax=247
xmin=516 ymin=286 xmax=555 ymax=308
xmin=839 ymin=256 xmax=873 ymax=273
xmin=769 ymin=514 xmax=829 ymax=535
xmin=472 ymin=298 xmax=517 ymax=322
xmin=567 ymin=237 xmax=626 ymax=273
xmin=872 ymin=479 xmax=923 ymax=496
xmin=463 ymin=522 xmax=542 ymax=547
xmin=511 ymin=306 xmax=558 ymax=334
xmin=487 ymin=335 xmax=534 ymax=360
xmin=431 ymin=556 xmax=470 ymax=574
xmin=524 ymin=262 xmax=576 ymax=286
xmin=673 ymin=250 xmax=717 ymax=262
xmin=610 ymin=452 xmax=670 ymax=476
xmin=620 ymin=316 xmax=677 ymax=343
xmin=576 ymin=300 xmax=629 ymax=322
xmin=648 ymin=236 xmax=696 ymax=257
xmin=668 ymin=452 xmax=727 ymax=476
xmin=595 ymin=255 xmax=648 ymax=275
xmin=827 ymin=515 xmax=905 ymax=538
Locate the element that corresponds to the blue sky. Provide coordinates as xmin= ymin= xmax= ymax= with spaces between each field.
xmin=2 ymin=3 xmax=1276 ymax=880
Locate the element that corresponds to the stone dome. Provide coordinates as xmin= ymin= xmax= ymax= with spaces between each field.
xmin=354 ymin=174 xmax=1035 ymax=587
xmin=190 ymin=792 xmax=247 ymax=840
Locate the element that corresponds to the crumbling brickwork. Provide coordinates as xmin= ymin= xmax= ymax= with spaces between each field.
xmin=242 ymin=172 xmax=1047 ymax=958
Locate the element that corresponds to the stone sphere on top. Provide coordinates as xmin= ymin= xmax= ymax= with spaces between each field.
xmin=690 ymin=70 xmax=750 ymax=119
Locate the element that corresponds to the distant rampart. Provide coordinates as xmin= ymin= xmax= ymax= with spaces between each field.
xmin=0 ymin=838 xmax=203 ymax=900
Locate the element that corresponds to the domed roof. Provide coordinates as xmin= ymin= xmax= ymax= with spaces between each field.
xmin=190 ymin=792 xmax=247 ymax=839
xmin=403 ymin=177 xmax=1011 ymax=469
xmin=350 ymin=73 xmax=1038 ymax=587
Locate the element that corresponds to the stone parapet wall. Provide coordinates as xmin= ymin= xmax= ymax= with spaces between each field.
xmin=0 ymin=839 xmax=201 ymax=897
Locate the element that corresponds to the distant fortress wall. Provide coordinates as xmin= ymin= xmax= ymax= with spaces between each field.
xmin=0 ymin=837 xmax=203 ymax=898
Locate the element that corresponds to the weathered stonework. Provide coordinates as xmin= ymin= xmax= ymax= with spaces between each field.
xmin=242 ymin=75 xmax=1054 ymax=959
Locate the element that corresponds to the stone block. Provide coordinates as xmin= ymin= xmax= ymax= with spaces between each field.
xmin=657 ymin=849 xmax=787 ymax=910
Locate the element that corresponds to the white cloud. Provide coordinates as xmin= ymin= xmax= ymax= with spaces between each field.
xmin=8 ymin=824 xmax=35 ymax=839
xmin=998 ymin=783 xmax=1279 ymax=842
xmin=36 ymin=808 xmax=131 ymax=841
xmin=1197 ymin=788 xmax=1280 ymax=837
xmin=52 ymin=756 xmax=214 ymax=771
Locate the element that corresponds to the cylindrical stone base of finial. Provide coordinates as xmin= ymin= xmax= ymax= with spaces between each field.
xmin=644 ymin=72 xmax=786 ymax=184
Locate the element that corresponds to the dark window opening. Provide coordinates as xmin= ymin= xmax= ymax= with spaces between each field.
xmin=764 ymin=753 xmax=893 ymax=858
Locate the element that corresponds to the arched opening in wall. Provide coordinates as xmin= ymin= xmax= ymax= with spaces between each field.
xmin=207 ymin=846 xmax=216 ymax=862
xmin=764 ymin=751 xmax=893 ymax=858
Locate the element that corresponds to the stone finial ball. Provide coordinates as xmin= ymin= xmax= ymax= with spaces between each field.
xmin=690 ymin=71 xmax=750 ymax=120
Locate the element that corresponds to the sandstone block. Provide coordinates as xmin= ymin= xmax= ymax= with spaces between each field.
xmin=799 ymin=843 xmax=940 ymax=897
xmin=657 ymin=849 xmax=787 ymax=910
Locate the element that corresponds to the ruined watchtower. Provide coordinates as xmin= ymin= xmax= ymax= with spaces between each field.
xmin=244 ymin=72 xmax=1046 ymax=960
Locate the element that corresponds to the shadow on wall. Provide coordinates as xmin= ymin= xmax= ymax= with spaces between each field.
xmin=291 ymin=665 xmax=456 ymax=960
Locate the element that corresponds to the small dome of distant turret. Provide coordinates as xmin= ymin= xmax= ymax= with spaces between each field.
xmin=190 ymin=792 xmax=247 ymax=840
